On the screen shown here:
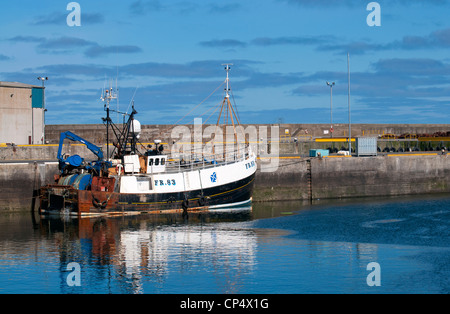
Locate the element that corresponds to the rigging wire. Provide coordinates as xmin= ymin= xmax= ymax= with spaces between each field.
xmin=224 ymin=81 xmax=247 ymax=144
xmin=202 ymin=101 xmax=222 ymax=125
xmin=170 ymin=80 xmax=226 ymax=127
xmin=229 ymin=86 xmax=241 ymax=124
xmin=126 ymin=86 xmax=139 ymax=115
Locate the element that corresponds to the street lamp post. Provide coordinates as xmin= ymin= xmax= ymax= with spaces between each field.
xmin=326 ymin=81 xmax=335 ymax=138
xmin=37 ymin=76 xmax=48 ymax=144
xmin=347 ymin=52 xmax=351 ymax=154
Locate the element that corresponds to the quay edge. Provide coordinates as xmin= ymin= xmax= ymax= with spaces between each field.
xmin=255 ymin=154 xmax=450 ymax=202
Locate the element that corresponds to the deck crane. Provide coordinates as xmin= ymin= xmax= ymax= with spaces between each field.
xmin=57 ymin=131 xmax=111 ymax=175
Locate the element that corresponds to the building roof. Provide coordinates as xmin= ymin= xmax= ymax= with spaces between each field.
xmin=0 ymin=81 xmax=43 ymax=89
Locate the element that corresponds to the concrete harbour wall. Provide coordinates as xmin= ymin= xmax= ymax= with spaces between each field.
xmin=1 ymin=154 xmax=450 ymax=212
xmin=0 ymin=161 xmax=57 ymax=211
xmin=2 ymin=139 xmax=450 ymax=162
xmin=0 ymin=144 xmax=100 ymax=162
xmin=42 ymin=123 xmax=450 ymax=145
xmin=254 ymin=155 xmax=450 ymax=202
xmin=3 ymin=122 xmax=450 ymax=162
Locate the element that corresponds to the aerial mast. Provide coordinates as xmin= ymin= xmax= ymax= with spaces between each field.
xmin=224 ymin=63 xmax=232 ymax=99
xmin=217 ymin=63 xmax=236 ymax=125
xmin=213 ymin=64 xmax=244 ymax=156
xmin=101 ymin=85 xmax=117 ymax=160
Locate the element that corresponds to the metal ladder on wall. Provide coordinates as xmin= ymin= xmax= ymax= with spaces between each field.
xmin=306 ymin=159 xmax=312 ymax=203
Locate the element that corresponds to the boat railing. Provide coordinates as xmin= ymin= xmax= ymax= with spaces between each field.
xmin=164 ymin=146 xmax=253 ymax=173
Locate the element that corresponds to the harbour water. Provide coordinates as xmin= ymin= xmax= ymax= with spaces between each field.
xmin=0 ymin=194 xmax=449 ymax=294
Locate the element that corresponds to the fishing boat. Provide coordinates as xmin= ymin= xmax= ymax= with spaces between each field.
xmin=39 ymin=65 xmax=257 ymax=217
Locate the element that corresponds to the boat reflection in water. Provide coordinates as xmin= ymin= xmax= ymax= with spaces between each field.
xmin=39 ymin=207 xmax=259 ymax=294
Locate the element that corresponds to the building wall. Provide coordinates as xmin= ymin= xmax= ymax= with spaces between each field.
xmin=32 ymin=108 xmax=44 ymax=144
xmin=0 ymin=85 xmax=44 ymax=145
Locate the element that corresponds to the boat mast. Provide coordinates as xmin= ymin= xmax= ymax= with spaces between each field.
xmin=215 ymin=64 xmax=241 ymax=150
xmin=102 ymin=85 xmax=117 ymax=160
xmin=224 ymin=63 xmax=231 ymax=126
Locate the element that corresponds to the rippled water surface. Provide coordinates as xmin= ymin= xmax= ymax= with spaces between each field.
xmin=0 ymin=195 xmax=449 ymax=294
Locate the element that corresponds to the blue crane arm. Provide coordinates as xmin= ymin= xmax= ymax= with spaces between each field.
xmin=58 ymin=131 xmax=104 ymax=162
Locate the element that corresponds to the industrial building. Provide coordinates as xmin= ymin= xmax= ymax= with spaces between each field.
xmin=0 ymin=81 xmax=45 ymax=145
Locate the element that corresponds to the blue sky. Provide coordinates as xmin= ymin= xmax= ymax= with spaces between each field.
xmin=1 ymin=0 xmax=450 ymax=125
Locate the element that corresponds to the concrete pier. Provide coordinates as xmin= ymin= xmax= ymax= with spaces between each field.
xmin=42 ymin=123 xmax=450 ymax=145
xmin=255 ymin=154 xmax=450 ymax=202
xmin=2 ymin=122 xmax=450 ymax=211
xmin=1 ymin=153 xmax=450 ymax=212
xmin=0 ymin=161 xmax=57 ymax=211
